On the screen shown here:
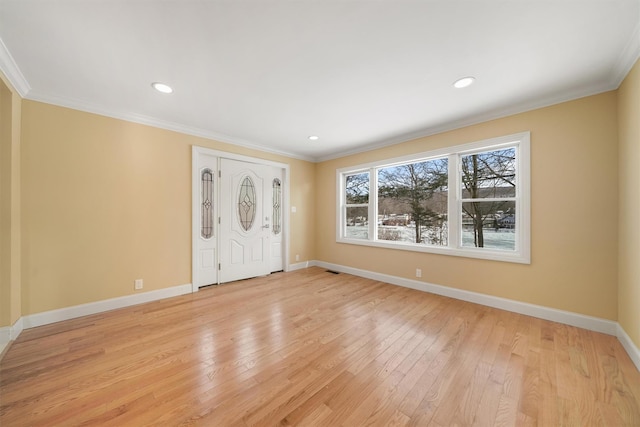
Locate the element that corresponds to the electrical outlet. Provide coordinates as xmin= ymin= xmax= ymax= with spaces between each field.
xmin=296 ymin=254 xmax=300 ymax=261
xmin=134 ymin=279 xmax=143 ymax=290
xmin=415 ymin=268 xmax=422 ymax=278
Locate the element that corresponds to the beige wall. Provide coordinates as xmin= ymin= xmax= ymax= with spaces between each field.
xmin=0 ymin=74 xmax=21 ymax=328
xmin=20 ymin=100 xmax=316 ymax=315
xmin=316 ymin=92 xmax=619 ymax=320
xmin=0 ymin=76 xmax=11 ymax=327
xmin=618 ymin=59 xmax=640 ymax=349
xmin=6 ymin=63 xmax=636 ymax=338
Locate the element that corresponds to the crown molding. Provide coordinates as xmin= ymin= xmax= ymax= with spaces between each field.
xmin=0 ymin=38 xmax=30 ymax=97
xmin=5 ymin=21 xmax=638 ymax=165
xmin=610 ymin=21 xmax=640 ymax=88
xmin=315 ymin=81 xmax=616 ymax=163
xmin=24 ymin=90 xmax=317 ymax=163
xmin=13 ymin=76 xmax=627 ymax=166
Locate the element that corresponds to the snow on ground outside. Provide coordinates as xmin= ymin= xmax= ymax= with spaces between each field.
xmin=346 ymin=225 xmax=515 ymax=251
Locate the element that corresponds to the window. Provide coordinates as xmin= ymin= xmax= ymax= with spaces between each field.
xmin=201 ymin=168 xmax=214 ymax=239
xmin=336 ymin=132 xmax=530 ymax=263
xmin=460 ymin=147 xmax=516 ymax=251
xmin=378 ymin=158 xmax=448 ymax=245
xmin=343 ymin=171 xmax=370 ymax=239
xmin=272 ymin=178 xmax=282 ymax=235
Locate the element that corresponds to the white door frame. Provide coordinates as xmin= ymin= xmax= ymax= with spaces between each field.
xmin=191 ymin=146 xmax=291 ymax=292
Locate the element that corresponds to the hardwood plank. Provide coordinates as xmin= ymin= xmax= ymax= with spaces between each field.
xmin=385 ymin=409 xmax=411 ymax=427
xmin=1 ymin=267 xmax=639 ymax=426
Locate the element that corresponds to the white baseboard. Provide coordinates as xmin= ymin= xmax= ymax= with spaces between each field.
xmin=11 ymin=316 xmax=23 ymax=340
xmin=287 ymin=261 xmax=311 ymax=272
xmin=22 ymin=283 xmax=193 ymax=329
xmin=0 ymin=317 xmax=24 ymax=358
xmin=4 ymin=264 xmax=640 ymax=373
xmin=313 ymin=261 xmax=640 ymax=371
xmin=0 ymin=326 xmax=10 ymax=356
xmin=314 ymin=261 xmax=619 ymax=335
xmin=617 ymin=324 xmax=640 ymax=372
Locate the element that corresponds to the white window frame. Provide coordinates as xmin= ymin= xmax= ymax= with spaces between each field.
xmin=336 ymin=132 xmax=530 ymax=264
xmin=342 ymin=169 xmax=372 ymax=240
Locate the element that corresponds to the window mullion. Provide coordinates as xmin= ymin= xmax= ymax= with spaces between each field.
xmin=448 ymin=153 xmax=459 ymax=249
xmin=339 ymin=172 xmax=348 ymax=240
xmin=370 ymin=167 xmax=377 ymax=241
xmin=460 ymin=197 xmax=518 ymax=203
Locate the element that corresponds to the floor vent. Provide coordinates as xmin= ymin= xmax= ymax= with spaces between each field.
xmin=326 ymin=270 xmax=340 ymax=274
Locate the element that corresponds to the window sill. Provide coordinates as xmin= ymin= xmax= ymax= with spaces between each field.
xmin=336 ymin=237 xmax=531 ymax=264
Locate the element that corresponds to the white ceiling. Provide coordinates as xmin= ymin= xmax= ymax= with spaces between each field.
xmin=1 ymin=1 xmax=639 ymax=162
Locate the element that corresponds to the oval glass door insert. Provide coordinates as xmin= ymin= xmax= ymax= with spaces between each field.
xmin=238 ymin=175 xmax=256 ymax=231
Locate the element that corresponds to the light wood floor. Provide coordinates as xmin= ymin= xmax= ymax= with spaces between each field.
xmin=1 ymin=267 xmax=639 ymax=426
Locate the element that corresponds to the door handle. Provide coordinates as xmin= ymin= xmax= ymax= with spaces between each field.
xmin=262 ymin=224 xmax=270 ymax=229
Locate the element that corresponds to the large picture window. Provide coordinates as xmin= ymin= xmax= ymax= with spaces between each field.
xmin=336 ymin=132 xmax=530 ymax=263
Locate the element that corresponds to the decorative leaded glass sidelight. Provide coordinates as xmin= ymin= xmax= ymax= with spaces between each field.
xmin=238 ymin=176 xmax=257 ymax=231
xmin=201 ymin=168 xmax=214 ymax=239
xmin=272 ymin=178 xmax=282 ymax=235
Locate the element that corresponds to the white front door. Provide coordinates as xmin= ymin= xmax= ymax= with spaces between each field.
xmin=193 ymin=151 xmax=218 ymax=288
xmin=219 ymin=158 xmax=271 ymax=283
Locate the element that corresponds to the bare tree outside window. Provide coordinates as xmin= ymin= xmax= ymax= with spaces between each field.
xmin=461 ymin=148 xmax=516 ymax=249
xmin=378 ymin=158 xmax=448 ymax=245
xmin=345 ymin=172 xmax=369 ymax=204
xmin=345 ymin=172 xmax=369 ymax=239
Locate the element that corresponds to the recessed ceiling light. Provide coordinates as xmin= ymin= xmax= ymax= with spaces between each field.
xmin=308 ymin=135 xmax=319 ymax=141
xmin=151 ymin=82 xmax=173 ymax=94
xmin=453 ymin=77 xmax=476 ymax=89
